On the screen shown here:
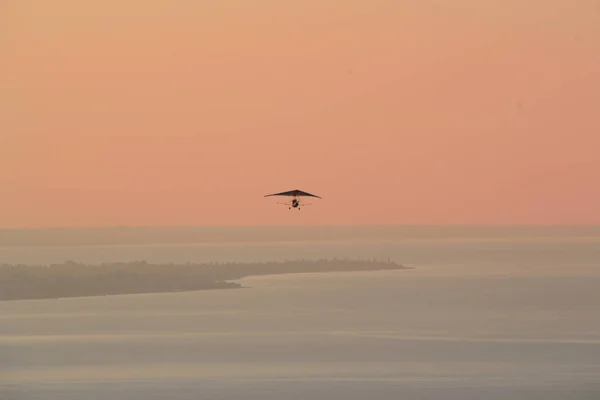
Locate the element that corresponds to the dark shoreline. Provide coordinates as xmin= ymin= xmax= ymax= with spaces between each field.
xmin=0 ymin=258 xmax=409 ymax=302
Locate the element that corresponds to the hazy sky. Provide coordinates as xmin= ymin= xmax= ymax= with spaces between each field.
xmin=2 ymin=0 xmax=599 ymax=227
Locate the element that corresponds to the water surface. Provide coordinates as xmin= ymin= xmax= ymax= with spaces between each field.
xmin=1 ymin=227 xmax=599 ymax=399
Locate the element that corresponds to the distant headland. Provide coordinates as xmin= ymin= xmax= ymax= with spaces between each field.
xmin=0 ymin=258 xmax=409 ymax=301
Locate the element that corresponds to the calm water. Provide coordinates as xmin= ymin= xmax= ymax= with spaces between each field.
xmin=1 ymin=227 xmax=600 ymax=399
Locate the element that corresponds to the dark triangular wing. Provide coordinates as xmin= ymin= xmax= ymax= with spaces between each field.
xmin=264 ymin=189 xmax=322 ymax=198
xmin=293 ymin=190 xmax=321 ymax=198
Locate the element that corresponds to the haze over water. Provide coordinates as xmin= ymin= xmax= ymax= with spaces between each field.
xmin=1 ymin=226 xmax=599 ymax=399
xmin=3 ymin=0 xmax=599 ymax=397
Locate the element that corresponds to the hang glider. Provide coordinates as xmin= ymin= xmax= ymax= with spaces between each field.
xmin=264 ymin=189 xmax=322 ymax=210
xmin=264 ymin=189 xmax=322 ymax=199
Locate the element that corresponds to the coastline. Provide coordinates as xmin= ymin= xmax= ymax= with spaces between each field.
xmin=0 ymin=258 xmax=409 ymax=302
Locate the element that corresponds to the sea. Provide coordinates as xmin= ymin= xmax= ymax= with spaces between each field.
xmin=1 ymin=226 xmax=599 ymax=399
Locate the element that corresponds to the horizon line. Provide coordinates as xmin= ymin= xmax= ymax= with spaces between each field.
xmin=2 ymin=223 xmax=600 ymax=231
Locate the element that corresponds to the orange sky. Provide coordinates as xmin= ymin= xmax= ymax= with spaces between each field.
xmin=1 ymin=0 xmax=599 ymax=227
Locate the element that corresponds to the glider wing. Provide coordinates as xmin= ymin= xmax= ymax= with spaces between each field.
xmin=264 ymin=189 xmax=322 ymax=199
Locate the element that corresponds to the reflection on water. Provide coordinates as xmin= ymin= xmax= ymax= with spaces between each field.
xmin=1 ymin=232 xmax=600 ymax=399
